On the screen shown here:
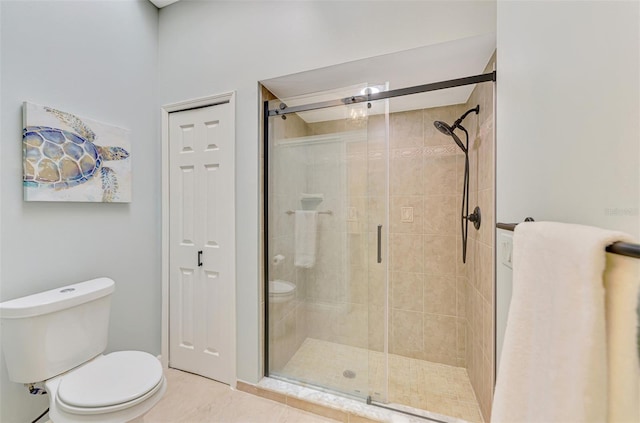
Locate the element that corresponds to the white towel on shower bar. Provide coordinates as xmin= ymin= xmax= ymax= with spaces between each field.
xmin=492 ymin=221 xmax=639 ymax=423
xmin=294 ymin=210 xmax=317 ymax=268
xmin=603 ymin=252 xmax=640 ymax=422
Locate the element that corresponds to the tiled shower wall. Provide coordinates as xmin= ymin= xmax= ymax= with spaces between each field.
xmin=267 ymin=111 xmax=371 ymax=372
xmin=267 ymin=111 xmax=311 ymax=372
xmin=303 ymin=119 xmax=370 ymax=351
xmin=463 ymin=54 xmax=496 ymax=421
xmin=384 ymin=104 xmax=470 ymax=369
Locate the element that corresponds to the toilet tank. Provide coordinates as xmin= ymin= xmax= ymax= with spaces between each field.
xmin=0 ymin=277 xmax=115 ymax=384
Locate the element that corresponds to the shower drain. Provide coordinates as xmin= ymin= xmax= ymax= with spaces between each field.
xmin=343 ymin=370 xmax=356 ymax=379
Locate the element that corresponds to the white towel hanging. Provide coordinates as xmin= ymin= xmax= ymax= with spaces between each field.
xmin=492 ymin=221 xmax=638 ymax=423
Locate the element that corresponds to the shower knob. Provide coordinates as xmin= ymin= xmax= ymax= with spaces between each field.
xmin=466 ymin=206 xmax=481 ymax=230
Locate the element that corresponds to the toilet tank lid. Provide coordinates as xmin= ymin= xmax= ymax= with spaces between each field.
xmin=0 ymin=278 xmax=115 ymax=319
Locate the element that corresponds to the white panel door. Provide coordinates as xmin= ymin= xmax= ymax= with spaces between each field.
xmin=169 ymin=102 xmax=234 ymax=384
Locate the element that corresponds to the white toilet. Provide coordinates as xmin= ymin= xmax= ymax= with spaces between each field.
xmin=0 ymin=277 xmax=166 ymax=423
xmin=268 ymin=280 xmax=296 ymax=303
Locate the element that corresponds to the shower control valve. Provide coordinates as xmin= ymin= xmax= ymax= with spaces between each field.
xmin=465 ymin=206 xmax=482 ymax=230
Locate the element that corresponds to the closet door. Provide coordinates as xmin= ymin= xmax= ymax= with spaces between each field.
xmin=168 ymin=102 xmax=234 ymax=384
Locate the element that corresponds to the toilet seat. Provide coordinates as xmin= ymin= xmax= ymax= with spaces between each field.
xmin=55 ymin=351 xmax=164 ymax=415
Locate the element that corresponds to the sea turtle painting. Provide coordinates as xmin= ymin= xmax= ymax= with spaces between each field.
xmin=22 ymin=103 xmax=131 ymax=202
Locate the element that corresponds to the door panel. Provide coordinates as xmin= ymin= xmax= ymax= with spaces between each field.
xmin=178 ymin=268 xmax=195 ymax=350
xmin=179 ymin=165 xmax=196 ymax=245
xmin=169 ymin=102 xmax=234 ymax=384
xmin=265 ymin=88 xmax=388 ymax=401
xmin=204 ymin=164 xmax=220 ymax=248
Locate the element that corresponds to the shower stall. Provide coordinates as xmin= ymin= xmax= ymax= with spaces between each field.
xmin=263 ymin=54 xmax=496 ymax=423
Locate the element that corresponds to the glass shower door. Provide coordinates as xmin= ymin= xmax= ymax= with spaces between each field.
xmin=362 ymin=97 xmax=389 ymax=405
xmin=265 ymin=86 xmax=388 ymax=402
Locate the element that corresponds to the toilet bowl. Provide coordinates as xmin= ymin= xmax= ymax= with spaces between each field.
xmin=46 ymin=352 xmax=166 ymax=423
xmin=0 ymin=278 xmax=166 ymax=423
xmin=269 ymin=280 xmax=296 ymax=303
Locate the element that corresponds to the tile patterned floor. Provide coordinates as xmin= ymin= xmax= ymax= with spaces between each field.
xmin=276 ymin=338 xmax=483 ymax=423
xmin=131 ymin=368 xmax=339 ymax=423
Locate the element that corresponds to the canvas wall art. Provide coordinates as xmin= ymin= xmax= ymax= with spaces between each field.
xmin=23 ymin=102 xmax=132 ymax=202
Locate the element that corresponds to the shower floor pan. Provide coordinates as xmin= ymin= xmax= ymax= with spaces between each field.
xmin=279 ymin=338 xmax=483 ymax=423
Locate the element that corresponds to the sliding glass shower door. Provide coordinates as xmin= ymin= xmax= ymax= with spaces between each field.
xmin=263 ymin=61 xmax=497 ymax=422
xmin=265 ymin=86 xmax=389 ymax=402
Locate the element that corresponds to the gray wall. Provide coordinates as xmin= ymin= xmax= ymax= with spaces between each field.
xmin=0 ymin=1 xmax=159 ymax=421
xmin=495 ymin=0 xmax=639 ymax=368
xmin=496 ymin=0 xmax=639 ymax=236
xmin=158 ymin=0 xmax=497 ymax=384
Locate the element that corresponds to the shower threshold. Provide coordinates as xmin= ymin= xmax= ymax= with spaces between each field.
xmin=367 ymin=396 xmax=450 ymax=423
xmin=258 ymin=376 xmax=472 ymax=423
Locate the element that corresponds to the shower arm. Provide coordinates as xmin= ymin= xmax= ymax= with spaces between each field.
xmin=452 ymin=105 xmax=480 ymax=130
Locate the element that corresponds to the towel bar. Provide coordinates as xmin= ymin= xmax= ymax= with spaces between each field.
xmin=286 ymin=210 xmax=333 ymax=215
xmin=497 ymin=221 xmax=640 ymax=259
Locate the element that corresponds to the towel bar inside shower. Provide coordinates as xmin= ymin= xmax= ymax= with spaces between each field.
xmin=496 ymin=221 xmax=640 ymax=259
xmin=285 ymin=210 xmax=333 ymax=215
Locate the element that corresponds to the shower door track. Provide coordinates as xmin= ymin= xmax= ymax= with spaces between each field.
xmin=367 ymin=396 xmax=449 ymax=423
xmin=267 ymin=71 xmax=496 ymax=117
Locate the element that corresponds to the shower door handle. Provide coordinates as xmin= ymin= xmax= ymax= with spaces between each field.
xmin=377 ymin=225 xmax=382 ymax=264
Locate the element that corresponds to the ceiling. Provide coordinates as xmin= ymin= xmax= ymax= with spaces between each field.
xmin=149 ymin=0 xmax=180 ymax=8
xmin=147 ymin=2 xmax=494 ymax=122
xmin=262 ymin=33 xmax=496 ymax=123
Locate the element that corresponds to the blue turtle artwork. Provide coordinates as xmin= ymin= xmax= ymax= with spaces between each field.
xmin=22 ymin=102 xmax=131 ymax=202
